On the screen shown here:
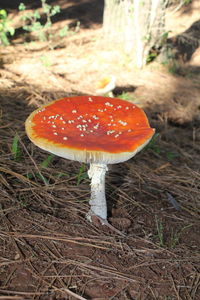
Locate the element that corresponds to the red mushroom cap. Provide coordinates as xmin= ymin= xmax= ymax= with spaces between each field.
xmin=25 ymin=96 xmax=155 ymax=164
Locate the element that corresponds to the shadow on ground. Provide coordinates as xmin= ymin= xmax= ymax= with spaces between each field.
xmin=4 ymin=0 xmax=104 ymax=28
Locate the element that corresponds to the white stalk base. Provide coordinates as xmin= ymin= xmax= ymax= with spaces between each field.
xmin=87 ymin=163 xmax=108 ymax=222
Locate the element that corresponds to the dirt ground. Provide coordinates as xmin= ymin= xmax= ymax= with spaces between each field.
xmin=0 ymin=1 xmax=200 ymax=299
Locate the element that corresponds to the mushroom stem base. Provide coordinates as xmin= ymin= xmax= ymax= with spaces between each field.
xmin=87 ymin=163 xmax=108 ymax=221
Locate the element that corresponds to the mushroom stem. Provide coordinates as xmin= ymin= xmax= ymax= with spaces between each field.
xmin=87 ymin=163 xmax=108 ymax=221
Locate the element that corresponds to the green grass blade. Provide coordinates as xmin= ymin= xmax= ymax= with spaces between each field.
xmin=40 ymin=154 xmax=55 ymax=168
xmin=11 ymin=133 xmax=22 ymax=161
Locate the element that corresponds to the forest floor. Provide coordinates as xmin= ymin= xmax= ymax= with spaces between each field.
xmin=0 ymin=0 xmax=200 ymax=299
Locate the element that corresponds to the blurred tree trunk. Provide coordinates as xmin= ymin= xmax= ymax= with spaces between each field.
xmin=103 ymin=0 xmax=168 ymax=68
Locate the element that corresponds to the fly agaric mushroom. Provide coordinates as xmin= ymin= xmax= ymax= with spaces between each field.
xmin=25 ymin=96 xmax=154 ymax=225
xmin=96 ymin=76 xmax=116 ymax=97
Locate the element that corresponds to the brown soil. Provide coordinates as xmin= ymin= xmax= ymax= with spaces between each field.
xmin=0 ymin=1 xmax=200 ymax=299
